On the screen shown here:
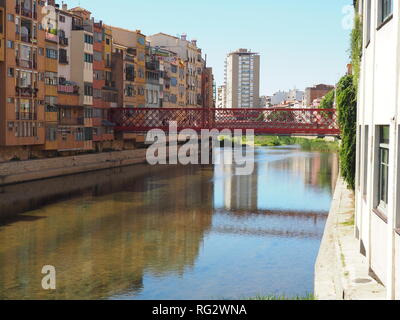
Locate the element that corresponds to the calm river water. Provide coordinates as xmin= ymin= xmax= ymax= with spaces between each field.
xmin=0 ymin=146 xmax=338 ymax=300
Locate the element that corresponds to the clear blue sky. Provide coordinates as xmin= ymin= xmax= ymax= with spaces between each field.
xmin=66 ymin=0 xmax=353 ymax=95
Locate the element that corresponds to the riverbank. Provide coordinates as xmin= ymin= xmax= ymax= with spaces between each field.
xmin=221 ymin=136 xmax=339 ymax=152
xmin=0 ymin=148 xmax=157 ymax=186
xmin=314 ymin=176 xmax=386 ymax=300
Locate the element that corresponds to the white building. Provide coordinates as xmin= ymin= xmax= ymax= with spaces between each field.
xmin=216 ymin=85 xmax=226 ymax=108
xmin=270 ymin=89 xmax=304 ymax=106
xmin=224 ymin=49 xmax=260 ymax=108
xmin=356 ymin=0 xmax=399 ymax=300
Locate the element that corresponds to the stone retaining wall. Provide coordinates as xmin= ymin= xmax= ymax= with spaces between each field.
xmin=0 ymin=149 xmax=151 ymax=186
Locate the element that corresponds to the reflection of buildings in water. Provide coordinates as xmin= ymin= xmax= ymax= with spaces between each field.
xmin=266 ymin=151 xmax=338 ymax=192
xmin=0 ymin=165 xmax=214 ymax=300
xmin=216 ymin=161 xmax=258 ymax=211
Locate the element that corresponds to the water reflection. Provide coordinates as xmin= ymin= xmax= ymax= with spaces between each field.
xmin=0 ymin=147 xmax=337 ymax=300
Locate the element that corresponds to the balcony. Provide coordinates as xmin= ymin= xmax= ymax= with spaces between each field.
xmin=46 ymin=32 xmax=58 ymax=43
xmin=59 ymin=37 xmax=69 ymax=46
xmin=59 ymin=57 xmax=69 ymax=65
xmin=21 ymin=8 xmax=32 ymax=18
xmin=15 ymin=86 xmax=38 ymax=97
xmin=124 ymin=54 xmax=135 ymax=62
xmin=59 ymin=117 xmax=85 ymax=126
xmin=58 ymin=84 xmax=79 ymax=94
xmin=16 ymin=112 xmax=37 ymax=120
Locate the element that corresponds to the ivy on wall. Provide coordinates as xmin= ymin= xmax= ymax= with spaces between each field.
xmin=336 ymin=75 xmax=357 ymax=190
xmin=336 ymin=2 xmax=362 ymax=190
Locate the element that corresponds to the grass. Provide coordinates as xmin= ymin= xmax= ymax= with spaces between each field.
xmin=246 ymin=293 xmax=315 ymax=300
xmin=341 ymin=215 xmax=355 ymax=227
xmin=220 ymin=135 xmax=339 ymax=152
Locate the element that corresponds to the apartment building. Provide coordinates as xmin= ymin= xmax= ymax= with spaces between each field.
xmin=92 ymin=20 xmax=115 ymax=150
xmin=216 ymin=85 xmax=226 ymax=109
xmin=304 ymin=84 xmax=334 ymax=107
xmin=0 ymin=0 xmax=47 ymax=158
xmin=110 ymin=26 xmax=146 ymax=109
xmin=355 ymin=0 xmax=399 ymax=300
xmin=201 ymin=66 xmax=214 ymax=108
xmin=147 ymin=33 xmax=204 ymax=107
xmin=0 ymin=1 xmax=214 ymax=161
xmin=145 ymin=44 xmax=161 ymax=108
xmin=225 ymin=49 xmax=260 ymax=109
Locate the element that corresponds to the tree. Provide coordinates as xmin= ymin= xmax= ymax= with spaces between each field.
xmin=319 ymin=90 xmax=335 ymax=109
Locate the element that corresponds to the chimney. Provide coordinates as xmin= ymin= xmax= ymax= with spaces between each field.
xmin=47 ymin=0 xmax=55 ymax=6
xmin=181 ymin=33 xmax=187 ymax=41
xmin=62 ymin=2 xmax=68 ymax=11
xmin=191 ymin=39 xmax=197 ymax=46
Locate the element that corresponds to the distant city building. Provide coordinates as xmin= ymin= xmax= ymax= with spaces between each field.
xmin=271 ymin=89 xmax=304 ymax=106
xmin=216 ymin=85 xmax=226 ymax=108
xmin=259 ymin=95 xmax=271 ymax=108
xmin=224 ymin=49 xmax=260 ymax=108
xmin=304 ymin=84 xmax=334 ymax=107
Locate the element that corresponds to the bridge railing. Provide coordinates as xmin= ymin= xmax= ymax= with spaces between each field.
xmin=109 ymin=107 xmax=339 ymax=135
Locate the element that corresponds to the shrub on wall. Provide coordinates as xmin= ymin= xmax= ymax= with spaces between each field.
xmin=336 ymin=75 xmax=357 ymax=190
xmin=319 ymin=90 xmax=335 ymax=109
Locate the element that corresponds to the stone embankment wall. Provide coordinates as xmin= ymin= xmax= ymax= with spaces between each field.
xmin=0 ymin=149 xmax=152 ymax=186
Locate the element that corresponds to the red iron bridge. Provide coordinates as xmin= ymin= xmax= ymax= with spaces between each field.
xmin=109 ymin=107 xmax=340 ymax=136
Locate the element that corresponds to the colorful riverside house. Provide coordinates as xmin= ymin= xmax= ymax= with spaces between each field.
xmin=147 ymin=33 xmax=206 ymax=107
xmin=145 ymin=43 xmax=161 ymax=108
xmin=109 ymin=26 xmax=146 ymax=108
xmin=177 ymin=58 xmax=186 ymax=107
xmin=355 ymin=0 xmax=399 ymax=299
xmin=91 ymin=20 xmax=115 ymax=151
xmin=0 ymin=0 xmax=47 ymax=161
xmin=67 ymin=6 xmax=94 ymax=151
xmin=201 ymin=66 xmax=214 ymax=109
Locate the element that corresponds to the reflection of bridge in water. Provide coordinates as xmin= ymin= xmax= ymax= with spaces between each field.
xmin=110 ymin=107 xmax=340 ymax=136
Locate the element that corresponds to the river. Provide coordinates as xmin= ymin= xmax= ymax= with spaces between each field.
xmin=0 ymin=146 xmax=338 ymax=300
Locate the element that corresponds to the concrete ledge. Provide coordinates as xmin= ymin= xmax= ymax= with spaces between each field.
xmin=0 ymin=149 xmax=154 ymax=186
xmin=315 ymin=176 xmax=386 ymax=300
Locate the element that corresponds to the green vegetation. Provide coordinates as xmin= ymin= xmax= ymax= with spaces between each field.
xmin=247 ymin=293 xmax=315 ymax=301
xmin=336 ymin=75 xmax=357 ymax=190
xmin=341 ymin=215 xmax=355 ymax=227
xmin=351 ymin=1 xmax=363 ymax=91
xmin=319 ymin=90 xmax=335 ymax=109
xmin=241 ymin=136 xmax=338 ymax=152
xmin=331 ymin=3 xmax=361 ymax=191
xmin=220 ymin=135 xmax=338 ymax=152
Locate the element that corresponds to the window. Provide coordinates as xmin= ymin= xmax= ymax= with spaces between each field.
xmin=366 ymin=0 xmax=371 ymax=45
xmin=84 ymin=53 xmax=93 ymax=63
xmin=84 ymin=34 xmax=93 ymax=44
xmin=93 ymin=51 xmax=102 ymax=61
xmin=7 ymin=68 xmax=14 ymax=77
xmin=84 ymin=84 xmax=93 ymax=96
xmin=46 ymin=48 xmax=57 ymax=59
xmin=363 ymin=126 xmax=369 ymax=196
xmin=376 ymin=126 xmax=389 ymax=213
xmin=378 ymin=0 xmax=393 ymax=25
xmin=7 ymin=40 xmax=14 ymax=48
xmin=397 ymin=127 xmax=400 ymax=230
xmin=59 ymin=15 xmax=65 ymax=23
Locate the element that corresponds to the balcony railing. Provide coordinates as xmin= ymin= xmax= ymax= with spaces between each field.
xmin=15 ymin=86 xmax=38 ymax=97
xmin=16 ymin=58 xmax=33 ymax=68
xmin=58 ymin=84 xmax=79 ymax=94
xmin=17 ymin=112 xmax=37 ymax=120
xmin=21 ymin=8 xmax=32 ymax=18
xmin=59 ymin=57 xmax=69 ymax=64
xmin=46 ymin=32 xmax=58 ymax=43
xmin=59 ymin=37 xmax=69 ymax=46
